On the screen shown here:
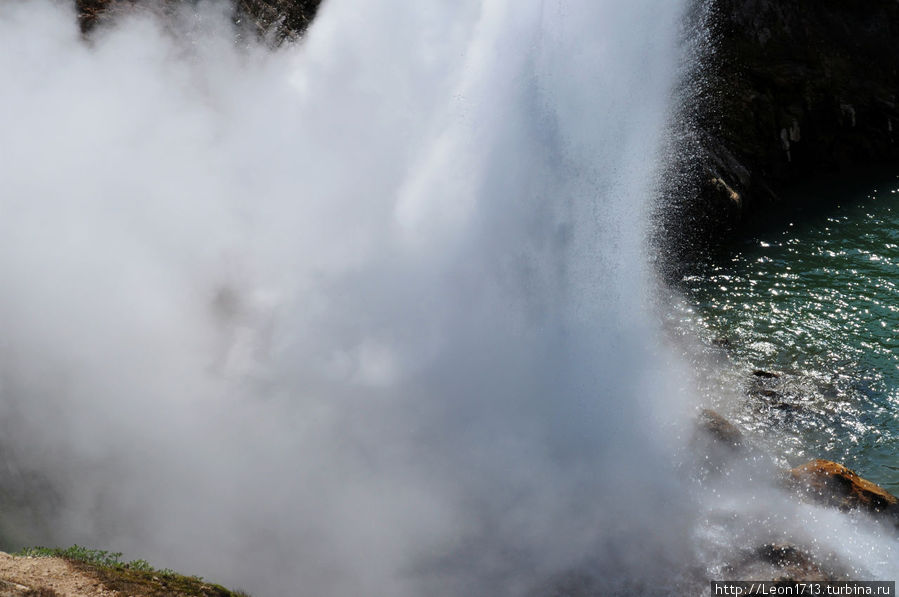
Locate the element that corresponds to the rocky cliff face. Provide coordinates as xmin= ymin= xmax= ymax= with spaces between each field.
xmin=665 ymin=0 xmax=899 ymax=265
xmin=232 ymin=0 xmax=321 ymax=40
xmin=75 ymin=0 xmax=322 ymax=40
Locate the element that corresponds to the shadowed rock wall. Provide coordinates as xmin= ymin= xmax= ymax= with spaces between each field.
xmin=668 ymin=0 xmax=899 ymax=264
xmin=75 ymin=0 xmax=322 ymax=40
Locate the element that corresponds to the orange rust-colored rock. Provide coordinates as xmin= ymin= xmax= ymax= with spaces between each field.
xmin=789 ymin=459 xmax=899 ymax=521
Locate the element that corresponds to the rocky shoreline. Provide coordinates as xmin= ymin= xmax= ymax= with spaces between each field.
xmin=699 ymin=399 xmax=899 ymax=532
xmin=694 ymin=361 xmax=899 ymax=583
xmin=674 ymin=3 xmax=899 ymax=575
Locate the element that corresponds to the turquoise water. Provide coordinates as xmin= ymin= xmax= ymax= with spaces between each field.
xmin=683 ymin=176 xmax=899 ymax=492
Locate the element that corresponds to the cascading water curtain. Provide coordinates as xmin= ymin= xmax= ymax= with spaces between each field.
xmin=0 ymin=1 xmax=702 ymax=595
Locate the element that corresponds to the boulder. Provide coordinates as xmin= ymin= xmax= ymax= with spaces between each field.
xmin=697 ymin=409 xmax=744 ymax=449
xmin=724 ymin=543 xmax=844 ymax=582
xmin=692 ymin=409 xmax=745 ymax=478
xmin=788 ymin=459 xmax=899 ymax=522
xmin=753 ymin=370 xmax=780 ymax=379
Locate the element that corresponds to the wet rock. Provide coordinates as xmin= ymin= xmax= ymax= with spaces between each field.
xmin=693 ymin=409 xmax=745 ymax=478
xmin=234 ymin=0 xmax=322 ymax=42
xmin=712 ymin=336 xmax=732 ymax=348
xmin=757 ymin=544 xmax=813 ymax=571
xmin=746 ymin=371 xmax=805 ymax=412
xmin=753 ymin=370 xmax=780 ymax=379
xmin=787 ymin=459 xmax=899 ymax=522
xmin=697 ymin=409 xmax=744 ymax=449
xmin=771 ymin=401 xmax=800 ymax=412
xmin=753 ymin=389 xmax=802 ymax=412
xmin=725 ymin=543 xmax=844 ymax=582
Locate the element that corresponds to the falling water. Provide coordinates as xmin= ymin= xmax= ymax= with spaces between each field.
xmin=0 ymin=0 xmax=723 ymax=595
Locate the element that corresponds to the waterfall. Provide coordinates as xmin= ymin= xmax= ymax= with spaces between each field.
xmin=0 ymin=1 xmax=703 ymax=595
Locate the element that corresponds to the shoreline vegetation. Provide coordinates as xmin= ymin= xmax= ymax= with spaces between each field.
xmin=1 ymin=0 xmax=896 ymax=593
xmin=0 ymin=547 xmax=251 ymax=596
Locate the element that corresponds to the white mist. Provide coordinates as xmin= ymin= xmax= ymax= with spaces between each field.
xmin=0 ymin=1 xmax=700 ymax=595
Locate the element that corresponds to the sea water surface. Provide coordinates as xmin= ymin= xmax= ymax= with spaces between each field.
xmin=684 ymin=175 xmax=899 ymax=493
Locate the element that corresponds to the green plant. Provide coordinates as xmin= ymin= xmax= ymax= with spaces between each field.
xmin=18 ymin=545 xmax=125 ymax=568
xmin=16 ymin=544 xmax=249 ymax=596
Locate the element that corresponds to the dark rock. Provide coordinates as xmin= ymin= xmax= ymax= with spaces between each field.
xmin=752 ymin=389 xmax=801 ymax=411
xmin=771 ymin=401 xmax=800 ymax=412
xmin=753 ymin=369 xmax=780 ymax=379
xmin=725 ymin=543 xmax=845 ymax=582
xmin=787 ymin=459 xmax=899 ymax=522
xmin=757 ymin=544 xmax=809 ymax=569
xmin=75 ymin=0 xmax=129 ymax=32
xmin=73 ymin=0 xmax=322 ymax=40
xmin=712 ymin=336 xmax=732 ymax=347
xmin=234 ymin=0 xmax=322 ymax=42
xmin=745 ymin=370 xmax=808 ymax=411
